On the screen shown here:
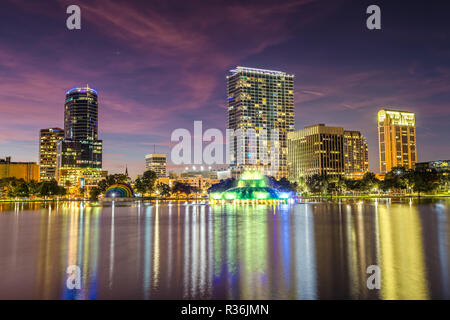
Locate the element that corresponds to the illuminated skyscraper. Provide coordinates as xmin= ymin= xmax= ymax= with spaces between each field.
xmin=378 ymin=109 xmax=417 ymax=173
xmin=287 ymin=124 xmax=368 ymax=180
xmin=287 ymin=124 xmax=345 ymax=180
xmin=64 ymin=86 xmax=99 ymax=141
xmin=145 ymin=153 xmax=167 ymax=178
xmin=227 ymin=66 xmax=295 ymax=179
xmin=57 ymin=86 xmax=105 ymax=189
xmin=343 ymin=130 xmax=369 ymax=178
xmin=39 ymin=127 xmax=64 ymax=181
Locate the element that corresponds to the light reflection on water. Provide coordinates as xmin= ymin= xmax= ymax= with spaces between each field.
xmin=0 ymin=199 xmax=449 ymax=300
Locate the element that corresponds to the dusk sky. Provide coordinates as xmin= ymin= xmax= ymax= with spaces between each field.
xmin=1 ymin=0 xmax=449 ymax=178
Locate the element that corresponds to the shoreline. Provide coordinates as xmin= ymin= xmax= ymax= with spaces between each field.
xmin=0 ymin=194 xmax=449 ymax=203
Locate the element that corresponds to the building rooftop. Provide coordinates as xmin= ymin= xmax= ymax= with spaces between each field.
xmin=40 ymin=127 xmax=63 ymax=132
xmin=0 ymin=157 xmax=36 ymax=164
xmin=379 ymin=108 xmax=414 ymax=114
xmin=66 ymin=85 xmax=98 ymax=95
xmin=145 ymin=153 xmax=167 ymax=158
xmin=229 ymin=66 xmax=294 ymax=77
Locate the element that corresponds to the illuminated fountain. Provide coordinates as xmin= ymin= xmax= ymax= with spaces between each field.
xmin=105 ymin=183 xmax=135 ymax=199
xmin=209 ymin=171 xmax=292 ymax=204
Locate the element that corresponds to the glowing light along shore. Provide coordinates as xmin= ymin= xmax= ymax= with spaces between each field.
xmin=209 ymin=171 xmax=293 ymax=204
xmin=105 ymin=183 xmax=135 ymax=198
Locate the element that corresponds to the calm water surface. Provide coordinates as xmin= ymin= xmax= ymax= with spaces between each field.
xmin=0 ymin=199 xmax=449 ymax=300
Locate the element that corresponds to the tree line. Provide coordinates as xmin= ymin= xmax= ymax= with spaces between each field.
xmin=297 ymin=167 xmax=449 ymax=196
xmin=89 ymin=171 xmax=205 ymax=200
xmin=0 ymin=178 xmax=66 ymax=198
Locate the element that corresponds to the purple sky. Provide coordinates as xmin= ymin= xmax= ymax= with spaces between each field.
xmin=0 ymin=0 xmax=449 ymax=178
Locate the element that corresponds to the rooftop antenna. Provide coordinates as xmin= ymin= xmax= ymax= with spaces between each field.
xmin=154 ymin=144 xmax=156 ymax=153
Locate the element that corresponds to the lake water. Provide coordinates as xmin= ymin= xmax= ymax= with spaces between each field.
xmin=0 ymin=199 xmax=449 ymax=300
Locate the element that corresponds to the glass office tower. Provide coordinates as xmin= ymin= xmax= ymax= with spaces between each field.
xmin=57 ymin=86 xmax=104 ymax=188
xmin=227 ymin=66 xmax=295 ymax=179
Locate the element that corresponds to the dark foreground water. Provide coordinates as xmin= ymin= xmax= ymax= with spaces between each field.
xmin=0 ymin=199 xmax=449 ymax=300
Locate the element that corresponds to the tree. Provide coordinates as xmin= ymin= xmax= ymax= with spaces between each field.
xmin=306 ymin=174 xmax=329 ymax=194
xmin=267 ymin=177 xmax=297 ymax=192
xmin=439 ymin=173 xmax=450 ymax=192
xmin=203 ymin=181 xmax=211 ymax=191
xmin=89 ymin=187 xmax=102 ymax=200
xmin=334 ymin=176 xmax=347 ymax=194
xmin=156 ymin=183 xmax=171 ymax=198
xmin=1 ymin=177 xmax=22 ymax=197
xmin=381 ymin=167 xmax=408 ymax=192
xmin=133 ymin=170 xmax=158 ymax=196
xmin=134 ymin=177 xmax=147 ymax=195
xmin=141 ymin=170 xmax=158 ymax=193
xmin=14 ymin=182 xmax=30 ymax=197
xmin=360 ymin=172 xmax=379 ymax=192
xmin=28 ymin=180 xmax=40 ymax=196
xmin=412 ymin=170 xmax=439 ymax=197
xmin=172 ymin=181 xmax=193 ymax=197
xmin=39 ymin=180 xmax=66 ymax=197
xmin=208 ymin=178 xmax=236 ymax=193
xmin=295 ymin=177 xmax=306 ymax=193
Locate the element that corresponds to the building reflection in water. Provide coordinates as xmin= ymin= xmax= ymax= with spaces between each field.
xmin=434 ymin=202 xmax=449 ymax=299
xmin=376 ymin=202 xmax=429 ymax=300
xmin=293 ymin=204 xmax=317 ymax=299
xmin=0 ymin=199 xmax=449 ymax=299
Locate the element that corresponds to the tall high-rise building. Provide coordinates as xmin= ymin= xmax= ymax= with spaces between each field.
xmin=227 ymin=66 xmax=294 ymax=179
xmin=378 ymin=109 xmax=417 ymax=174
xmin=343 ymin=130 xmax=369 ymax=177
xmin=39 ymin=128 xmax=64 ymax=181
xmin=64 ymin=86 xmax=99 ymax=141
xmin=287 ymin=124 xmax=345 ymax=180
xmin=57 ymin=86 xmax=105 ymax=189
xmin=145 ymin=154 xmax=167 ymax=178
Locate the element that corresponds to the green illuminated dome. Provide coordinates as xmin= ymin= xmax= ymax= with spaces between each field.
xmin=210 ymin=171 xmax=291 ymax=201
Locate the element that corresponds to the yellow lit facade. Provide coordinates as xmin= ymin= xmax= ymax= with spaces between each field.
xmin=288 ymin=124 xmax=369 ymax=180
xmin=39 ymin=128 xmax=64 ymax=181
xmin=155 ymin=176 xmax=220 ymax=193
xmin=343 ymin=130 xmax=369 ymax=177
xmin=378 ymin=109 xmax=417 ymax=173
xmin=287 ymin=124 xmax=345 ymax=180
xmin=58 ymin=167 xmax=107 ymax=194
xmin=0 ymin=157 xmax=39 ymax=182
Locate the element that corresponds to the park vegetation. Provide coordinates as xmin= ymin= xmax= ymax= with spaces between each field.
xmin=3 ymin=166 xmax=447 ymax=201
xmin=296 ymin=167 xmax=449 ymax=197
xmin=89 ymin=170 xmax=205 ymax=200
xmin=0 ymin=178 xmax=66 ymax=199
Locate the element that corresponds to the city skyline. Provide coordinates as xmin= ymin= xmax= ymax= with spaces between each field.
xmin=1 ymin=1 xmax=449 ymax=178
